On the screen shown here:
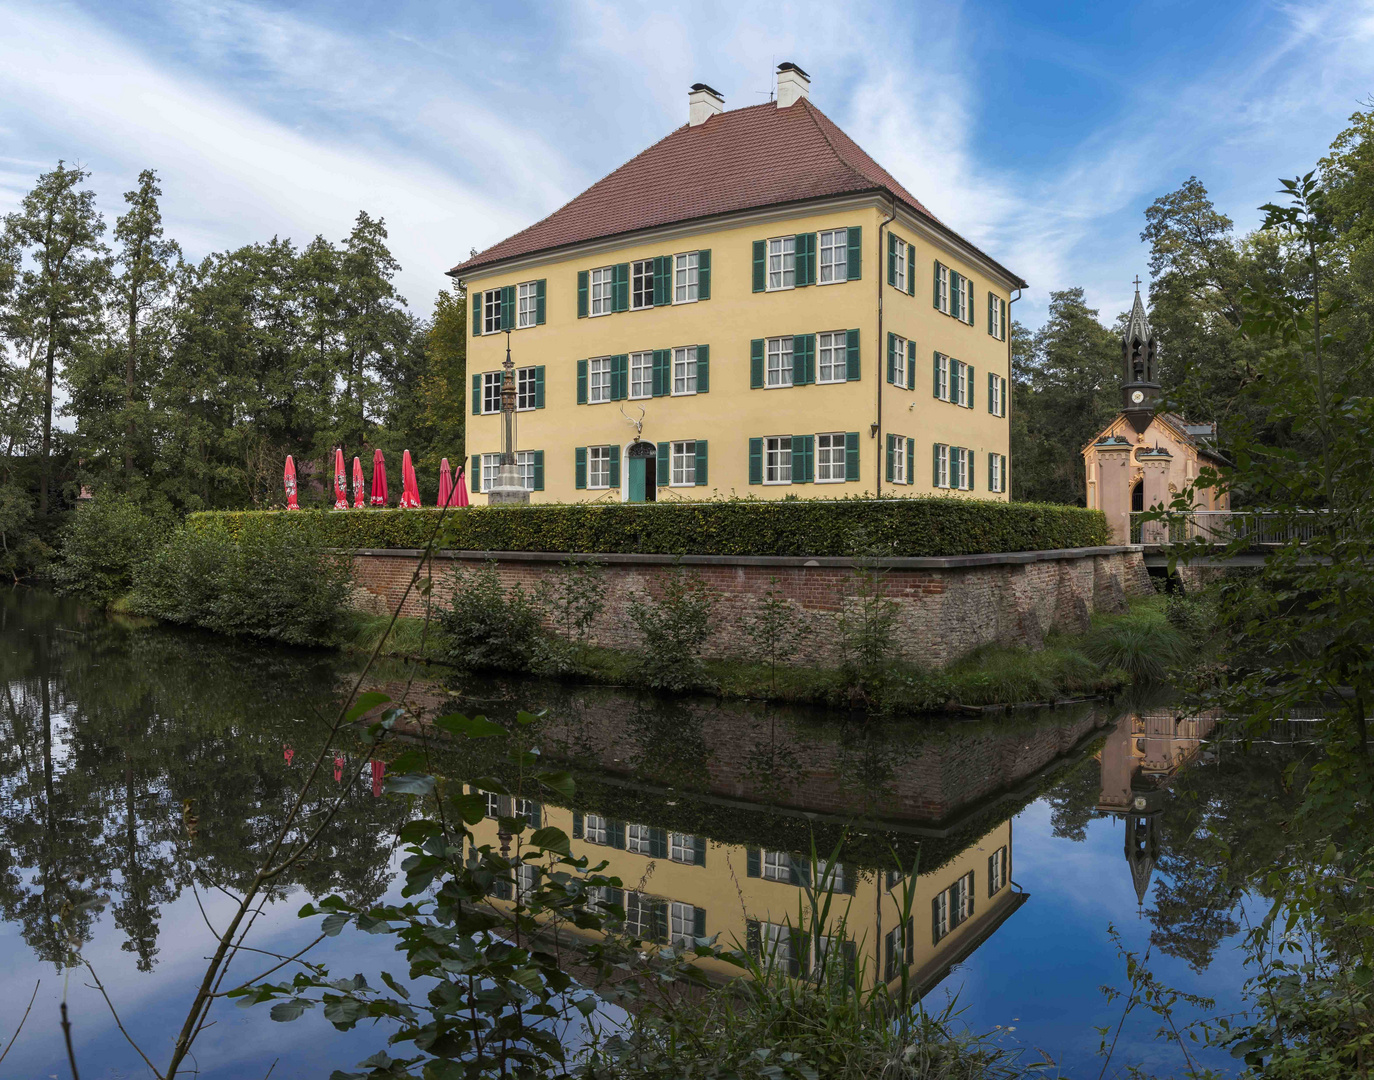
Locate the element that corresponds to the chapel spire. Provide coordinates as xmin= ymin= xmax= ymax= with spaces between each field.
xmin=1122 ymin=277 xmax=1160 ymax=433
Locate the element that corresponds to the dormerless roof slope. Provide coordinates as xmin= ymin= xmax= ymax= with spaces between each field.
xmin=448 ymin=98 xmax=1026 ymax=286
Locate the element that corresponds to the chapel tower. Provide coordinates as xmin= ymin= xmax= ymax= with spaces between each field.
xmin=1121 ymin=281 xmax=1160 ymax=434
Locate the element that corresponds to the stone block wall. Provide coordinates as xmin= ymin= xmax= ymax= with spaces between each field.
xmin=348 ymin=545 xmax=1151 ymax=669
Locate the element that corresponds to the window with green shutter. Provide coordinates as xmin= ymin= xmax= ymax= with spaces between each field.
xmin=887 ymin=232 xmax=897 ymax=287
xmin=576 ymin=359 xmax=588 ymax=405
xmin=847 ymin=226 xmax=862 ymax=280
xmin=612 ymin=263 xmax=629 ymax=312
xmin=697 ymin=249 xmax=711 ymax=300
xmin=793 ymin=232 xmax=816 ymax=287
xmin=845 ymin=431 xmax=860 ymax=481
xmin=610 ymin=354 xmax=628 ymax=401
xmin=905 ymin=438 xmax=915 ymax=485
xmin=500 ymin=285 xmax=515 ymax=330
xmin=471 ymin=372 xmax=481 ymax=415
xmin=906 ymin=242 xmax=916 ymax=296
xmin=790 ymin=434 xmax=814 ymax=483
xmin=652 ymin=349 xmax=670 ymax=397
xmin=577 ymin=270 xmax=588 ymax=318
xmin=750 ymin=338 xmax=765 ymax=389
xmin=653 ymin=256 xmax=671 ymax=306
xmin=694 ymin=440 xmax=708 ymax=485
xmin=532 ymin=450 xmax=544 ymax=491
xmin=906 ymin=340 xmax=917 ymax=390
xmin=696 ymin=344 xmax=710 ymax=393
xmin=472 ymin=291 xmax=482 ymax=336
xmin=608 ymin=445 xmax=621 ymax=488
xmin=846 ymin=328 xmax=860 ymax=381
xmin=534 ymin=365 xmax=545 ymax=408
xmin=748 ymin=437 xmax=763 ymax=484
xmin=792 ymin=333 xmax=815 ymax=385
xmin=535 ymin=279 xmax=546 ymax=325
xmin=752 ymin=240 xmax=766 ymax=292
xmin=470 ymin=454 xmax=481 ymax=493
xmin=656 ymin=442 xmax=669 ymax=486
xmin=575 ymin=447 xmax=587 ymax=489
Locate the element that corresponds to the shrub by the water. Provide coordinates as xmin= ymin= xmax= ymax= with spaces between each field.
xmin=1084 ymin=607 xmax=1189 ymax=683
xmin=630 ymin=568 xmax=716 ymax=692
xmin=54 ymin=496 xmax=168 ymax=605
xmin=131 ymin=516 xmax=350 ymax=645
xmin=438 ymin=562 xmax=545 ymax=671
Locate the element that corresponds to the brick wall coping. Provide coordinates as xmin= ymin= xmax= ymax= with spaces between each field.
xmin=349 ymin=544 xmax=1140 ymax=571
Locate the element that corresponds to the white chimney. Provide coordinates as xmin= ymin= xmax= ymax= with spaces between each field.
xmin=775 ymin=62 xmax=810 ymax=108
xmin=688 ymin=83 xmax=725 ymax=126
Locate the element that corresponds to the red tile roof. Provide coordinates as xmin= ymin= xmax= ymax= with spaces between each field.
xmin=448 ymin=99 xmax=1024 ymax=285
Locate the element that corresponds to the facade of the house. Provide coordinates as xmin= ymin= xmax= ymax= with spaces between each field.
xmin=450 ymin=64 xmax=1026 ymax=504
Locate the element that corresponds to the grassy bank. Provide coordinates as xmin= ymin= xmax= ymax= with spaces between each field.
xmin=339 ymin=594 xmax=1186 ymax=712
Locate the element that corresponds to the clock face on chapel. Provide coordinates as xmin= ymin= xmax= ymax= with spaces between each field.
xmin=1131 ymin=390 xmax=1145 ymax=404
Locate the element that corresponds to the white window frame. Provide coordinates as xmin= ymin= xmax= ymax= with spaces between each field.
xmin=516 ymin=366 xmax=537 ymax=411
xmin=935 ymin=443 xmax=950 ymax=489
xmin=766 ymin=336 xmax=793 ymax=389
xmin=760 ymin=849 xmax=790 ymax=882
xmin=953 ymin=871 xmax=974 ymax=923
xmin=891 ymin=334 xmax=908 ymax=388
xmin=990 ymin=295 xmax=1007 ymax=340
xmin=933 ymin=890 xmax=951 ymax=942
xmin=935 ymin=263 xmax=950 ymax=315
xmin=934 ymin=353 xmax=949 ymax=401
xmin=588 ymin=355 xmax=612 ymax=404
xmin=816 ymin=432 xmax=846 ymax=484
xmin=516 ymin=281 xmax=537 ymax=329
xmin=631 ymin=259 xmax=654 ymax=310
xmin=672 ymin=345 xmax=698 ymax=396
xmin=767 ymin=236 xmax=795 ymax=291
xmin=626 ymin=823 xmax=652 ymax=855
xmin=670 ymin=440 xmax=697 ymax=487
xmin=819 ymin=229 xmax=847 ymax=284
xmin=482 ymin=455 xmax=502 ymax=493
xmin=669 ymin=901 xmax=697 ymax=946
xmin=890 ymin=434 xmax=908 ymax=485
xmin=817 ymin=331 xmax=847 ymax=384
xmin=758 ymin=920 xmax=792 ymax=967
xmin=515 ymin=860 xmax=538 ymax=901
xmin=629 ymin=351 xmax=652 ymax=400
xmin=989 ymin=453 xmax=1004 ymax=493
xmin=483 ymin=791 xmax=502 ymax=818
xmin=674 ymin=251 xmax=699 ymax=304
xmin=481 ymin=371 xmax=502 ymax=414
xmin=626 ymin=892 xmax=656 ymax=940
xmin=763 ymin=437 xmax=793 ymax=485
xmin=953 ymin=359 xmax=968 ymax=407
xmin=892 ymin=239 xmax=907 ymax=293
xmin=963 ymin=276 xmax=976 ymax=325
xmin=482 ymin=288 xmax=503 ymax=334
xmin=514 ymin=452 xmax=536 ymax=492
xmin=669 ymin=833 xmax=697 ymax=864
xmin=989 ymin=373 xmax=1005 ymax=417
xmin=588 ymin=445 xmax=611 ymax=490
xmin=989 ymin=846 xmax=1008 ymax=892
xmin=584 ymin=813 xmax=609 ymax=844
xmin=589 ymin=266 xmax=614 ymax=317
xmin=950 ymin=447 xmax=971 ymax=491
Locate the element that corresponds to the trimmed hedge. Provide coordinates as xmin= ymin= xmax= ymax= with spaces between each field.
xmin=189 ymin=496 xmax=1109 ymax=558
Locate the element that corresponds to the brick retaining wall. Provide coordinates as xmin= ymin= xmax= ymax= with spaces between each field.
xmin=348 ymin=545 xmax=1151 ymax=669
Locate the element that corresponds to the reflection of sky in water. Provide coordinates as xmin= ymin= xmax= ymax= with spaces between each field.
xmin=931 ymin=801 xmax=1248 ymax=1078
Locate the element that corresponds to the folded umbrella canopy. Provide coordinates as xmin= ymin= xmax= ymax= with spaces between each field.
xmin=333 ymin=447 xmax=348 ymax=509
xmin=352 ymin=456 xmax=365 ymax=509
xmin=400 ymin=449 xmax=421 ymax=509
xmin=438 ymin=458 xmax=453 ymax=508
xmin=455 ymin=466 xmax=470 ymax=507
xmin=370 ymin=448 xmax=387 ymax=506
xmin=284 ymin=455 xmax=300 ymax=510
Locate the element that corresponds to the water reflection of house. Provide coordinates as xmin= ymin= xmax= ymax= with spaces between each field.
xmin=467 ymin=792 xmax=1023 ymax=995
xmin=1095 ymin=711 xmax=1217 ymax=906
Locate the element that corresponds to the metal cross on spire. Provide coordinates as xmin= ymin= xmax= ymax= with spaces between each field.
xmin=1132 ymin=275 xmax=1142 ymax=291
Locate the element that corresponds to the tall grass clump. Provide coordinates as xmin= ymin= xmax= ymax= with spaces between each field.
xmin=1083 ymin=604 xmax=1189 ymax=683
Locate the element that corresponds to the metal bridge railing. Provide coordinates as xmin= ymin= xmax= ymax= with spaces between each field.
xmin=1129 ymin=510 xmax=1324 ymax=546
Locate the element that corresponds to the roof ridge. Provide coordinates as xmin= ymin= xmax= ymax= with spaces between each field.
xmin=797 ymin=99 xmax=874 ymax=192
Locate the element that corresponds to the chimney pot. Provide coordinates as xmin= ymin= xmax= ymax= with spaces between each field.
xmin=688 ymin=83 xmax=724 ymax=126
xmin=775 ymin=62 xmax=810 ymax=108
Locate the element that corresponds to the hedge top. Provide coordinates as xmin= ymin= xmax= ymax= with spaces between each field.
xmin=189 ymin=496 xmax=1110 ymax=559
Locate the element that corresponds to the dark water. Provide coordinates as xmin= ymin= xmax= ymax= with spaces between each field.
xmin=0 ymin=589 xmax=1290 ymax=1078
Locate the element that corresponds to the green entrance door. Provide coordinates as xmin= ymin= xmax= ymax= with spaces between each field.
xmin=628 ymin=457 xmax=646 ymax=503
xmin=626 ymin=443 xmax=657 ymax=503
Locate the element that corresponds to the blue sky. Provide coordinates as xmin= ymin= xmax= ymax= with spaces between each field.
xmin=2 ymin=0 xmax=1371 ymax=329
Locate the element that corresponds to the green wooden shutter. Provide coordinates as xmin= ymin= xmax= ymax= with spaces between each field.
xmin=907 ymin=340 xmax=917 ymax=391
xmin=907 ymin=242 xmax=916 ymax=296
xmin=933 ymin=260 xmax=941 ymax=308
xmin=905 ymin=438 xmax=915 ymax=485
xmin=501 ymin=285 xmax=515 ymax=329
xmin=887 ymin=233 xmax=897 ymax=286
xmin=472 ymin=372 xmax=481 ymax=415
xmin=933 ymin=352 xmax=942 ymax=398
xmin=656 ymin=442 xmax=669 ymax=486
xmin=792 ymin=335 xmax=805 ymax=386
xmin=748 ymin=438 xmax=763 ymax=484
xmin=693 ymin=906 xmax=706 ymax=938
xmin=885 ymin=434 xmax=895 ymax=483
xmin=803 ymin=334 xmax=816 ymax=384
xmin=967 ymin=365 xmax=975 ymax=410
xmin=694 ymin=440 xmax=708 ymax=485
xmin=845 ymin=432 xmax=859 ymax=481
xmin=653 ymin=255 xmax=671 ymax=306
xmin=752 ymin=239 xmax=766 ymax=292
xmin=610 ymin=820 xmax=626 ymax=849
xmin=932 ymin=443 xmax=940 ymax=487
xmin=697 ymin=249 xmax=711 ymax=300
xmin=611 ymin=354 xmax=628 ymax=400
xmin=696 ymin=344 xmax=709 ymax=393
xmin=576 ymin=359 xmax=588 ymax=404
xmin=652 ymin=349 xmax=669 ymax=397
xmin=791 ymin=436 xmax=806 ymax=483
xmin=988 ymin=452 xmax=994 ymax=491
xmin=846 ymin=328 xmax=860 ymax=381
xmin=532 ymin=450 xmax=544 ymax=491
xmin=612 ymin=263 xmax=629 ymax=312
xmin=577 ymin=270 xmax=588 ymax=318
xmin=650 ymin=827 xmax=668 ymax=859
xmin=788 ymin=929 xmax=809 ymax=977
xmin=606 ymin=444 xmax=619 ymax=487
xmin=746 ymin=848 xmax=761 ymax=877
xmin=470 ymin=454 xmax=481 ymax=492
xmin=535 ymin=279 xmax=546 ymax=324
xmin=886 ymin=333 xmax=896 ymax=385
xmin=746 ymin=919 xmax=761 ymax=959
xmin=472 ymin=291 xmax=482 ymax=336
xmin=572 ymin=812 xmax=583 ymax=839
xmin=575 ymin=447 xmax=587 ymax=489
xmin=803 ymin=434 xmax=814 ymax=482
xmin=750 ymin=338 xmax=764 ymax=389
xmin=794 ymin=232 xmax=815 ymax=287
xmin=987 ymin=290 xmax=994 ymax=335
xmin=693 ymin=836 xmax=707 ymax=866
xmin=847 ymin=226 xmax=862 ymax=280
xmin=987 ymin=371 xmax=994 ymax=414
xmin=535 ymin=365 xmax=545 ymax=408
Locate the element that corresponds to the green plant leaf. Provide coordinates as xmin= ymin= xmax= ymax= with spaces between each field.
xmin=345 ymin=692 xmax=390 ymax=724
xmin=530 ymin=826 xmax=571 ymax=856
xmin=434 ymin=713 xmax=507 ymax=739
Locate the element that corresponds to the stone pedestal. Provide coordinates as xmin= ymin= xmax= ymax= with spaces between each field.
xmin=486 ymin=462 xmax=529 ymax=505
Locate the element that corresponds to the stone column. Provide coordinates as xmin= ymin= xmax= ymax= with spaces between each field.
xmin=1094 ymin=442 xmax=1134 ymax=544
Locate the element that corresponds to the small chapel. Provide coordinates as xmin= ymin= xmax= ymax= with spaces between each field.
xmin=1082 ymin=283 xmax=1229 ymax=544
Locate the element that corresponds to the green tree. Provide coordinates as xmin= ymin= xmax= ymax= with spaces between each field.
xmin=337 ymin=212 xmax=408 ymax=446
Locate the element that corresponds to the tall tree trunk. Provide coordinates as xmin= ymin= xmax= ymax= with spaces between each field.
xmin=41 ymin=326 xmax=55 ymax=515
xmin=125 ymin=283 xmax=138 ymax=478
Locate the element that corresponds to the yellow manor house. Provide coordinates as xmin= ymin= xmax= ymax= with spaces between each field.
xmin=449 ymin=63 xmax=1026 ymax=504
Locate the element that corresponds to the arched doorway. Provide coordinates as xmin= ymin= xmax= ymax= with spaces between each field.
xmin=627 ymin=440 xmax=657 ymax=503
xmin=1131 ymin=479 xmax=1143 ymax=513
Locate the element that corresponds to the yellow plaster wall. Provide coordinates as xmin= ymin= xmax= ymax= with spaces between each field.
xmin=463 ymin=200 xmax=1014 ymax=504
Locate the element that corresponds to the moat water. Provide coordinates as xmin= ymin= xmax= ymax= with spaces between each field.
xmin=0 ymin=588 xmax=1295 ymax=1078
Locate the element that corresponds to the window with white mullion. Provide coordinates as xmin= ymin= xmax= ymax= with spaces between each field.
xmin=590 ymin=267 xmax=614 ymax=316
xmin=588 ymin=445 xmax=611 ymax=489
xmin=669 ymin=901 xmax=697 ymax=946
xmin=760 ymin=848 xmax=790 ymax=881
xmin=482 ymin=288 xmax=503 ymax=334
xmin=891 ymin=334 xmax=907 ymax=387
xmin=933 ymin=890 xmax=951 ymax=942
xmin=671 ymin=440 xmax=697 ymax=486
xmin=482 ymin=371 xmax=502 ymax=414
xmin=626 ymin=823 xmax=652 ymax=855
xmin=515 ymin=451 xmax=536 ymax=491
xmin=990 ymin=452 xmax=1003 ymax=493
xmin=588 ymin=356 xmax=612 ymax=404
xmin=516 ymin=366 xmax=537 ymax=411
xmin=892 ymin=240 xmax=907 ymax=293
xmin=989 ymin=846 xmax=1008 ymax=892
xmin=935 ymin=443 xmax=950 ymax=489
xmin=758 ymin=920 xmax=792 ymax=967
xmin=584 ymin=813 xmax=609 ymax=844
xmin=674 ymin=251 xmax=699 ymax=303
xmin=817 ymin=331 xmax=846 ymax=383
xmin=890 ymin=434 xmax=908 ymax=485
xmin=767 ymin=236 xmax=795 ymax=290
xmin=935 ymin=264 xmax=950 ymax=315
xmin=516 ymin=281 xmax=537 ymax=328
xmin=766 ymin=337 xmax=793 ymax=388
xmin=816 ymin=432 xmax=846 ymax=483
xmin=482 ymin=456 xmax=502 ymax=492
xmin=672 ymin=346 xmax=697 ymax=395
xmin=669 ymin=833 xmax=697 ymax=863
xmin=763 ymin=437 xmax=792 ymax=485
xmin=934 ymin=353 xmax=949 ymax=401
xmin=631 ymin=260 xmax=654 ymax=310
xmin=629 ymin=351 xmax=652 ymax=399
xmin=819 ymin=229 xmax=847 ymax=284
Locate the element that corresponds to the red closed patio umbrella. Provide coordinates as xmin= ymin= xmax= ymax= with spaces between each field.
xmin=333 ymin=448 xmax=348 ymax=509
xmin=400 ymin=450 xmax=421 ymax=509
xmin=370 ymin=449 xmax=387 ymax=506
xmin=438 ymin=458 xmax=453 ymax=508
xmin=454 ymin=466 xmax=470 ymax=507
xmin=352 ymin=456 xmax=365 ymax=509
xmin=284 ymin=455 xmax=300 ymax=510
